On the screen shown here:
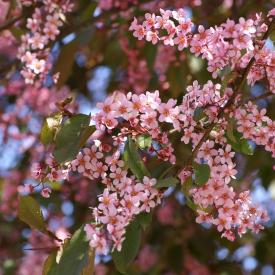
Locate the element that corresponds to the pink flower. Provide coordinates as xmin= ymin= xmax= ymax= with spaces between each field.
xmin=41 ymin=187 xmax=51 ymax=198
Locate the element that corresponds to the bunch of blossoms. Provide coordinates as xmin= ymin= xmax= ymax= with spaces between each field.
xmin=234 ymin=101 xmax=275 ymax=158
xmin=154 ymin=44 xmax=177 ymax=90
xmin=89 ymin=80 xmax=272 ymax=242
xmin=0 ymin=80 xmax=72 ymax=146
xmin=119 ymin=37 xmax=151 ymax=94
xmin=33 ymin=140 xmax=162 ymax=253
xmin=35 ymin=78 xmax=271 ymax=249
xmin=130 ymin=9 xmax=275 ymax=91
xmin=17 ymin=0 xmax=73 ymax=84
xmin=98 ymin=0 xmax=138 ymax=11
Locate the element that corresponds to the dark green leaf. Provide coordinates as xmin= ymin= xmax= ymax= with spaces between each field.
xmin=79 ymin=125 xmax=96 ymax=148
xmin=143 ymin=43 xmax=157 ymax=71
xmin=55 ymin=40 xmax=78 ymax=88
xmin=181 ymin=177 xmax=197 ymax=211
xmin=151 ymin=162 xmax=173 ymax=179
xmin=53 ymin=114 xmax=91 ymax=163
xmin=155 ymin=177 xmax=179 ymax=189
xmin=47 ymin=227 xmax=89 ymax=275
xmin=136 ymin=212 xmax=153 ymax=230
xmin=18 ymin=196 xmax=46 ymax=232
xmin=226 ymin=128 xmax=254 ymax=155
xmin=112 ymin=220 xmax=142 ymax=273
xmin=80 ymin=2 xmax=97 ymax=22
xmin=194 ymin=163 xmax=210 ymax=186
xmin=123 ymin=138 xmax=150 ymax=180
xmin=136 ymin=134 xmax=152 ymax=149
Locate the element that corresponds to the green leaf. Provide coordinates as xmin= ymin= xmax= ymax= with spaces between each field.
xmin=136 ymin=212 xmax=153 ymax=230
xmin=136 ymin=134 xmax=152 ymax=149
xmin=123 ymin=138 xmax=150 ymax=180
xmin=194 ymin=163 xmax=210 ymax=186
xmin=150 ymin=161 xmax=173 ymax=179
xmin=112 ymin=220 xmax=142 ymax=273
xmin=226 ymin=128 xmax=254 ymax=155
xmin=40 ymin=113 xmax=62 ymax=145
xmin=47 ymin=227 xmax=89 ymax=275
xmin=143 ymin=43 xmax=157 ymax=71
xmin=18 ymin=196 xmax=46 ymax=232
xmin=53 ymin=114 xmax=92 ymax=163
xmin=181 ymin=177 xmax=197 ymax=211
xmin=79 ymin=125 xmax=96 ymax=148
xmin=155 ymin=177 xmax=179 ymax=189
xmin=81 ymin=248 xmax=95 ymax=275
xmin=43 ymin=251 xmax=58 ymax=275
xmin=54 ymin=40 xmax=78 ymax=88
xmin=80 ymin=2 xmax=97 ymax=22
xmin=193 ymin=107 xmax=204 ymax=122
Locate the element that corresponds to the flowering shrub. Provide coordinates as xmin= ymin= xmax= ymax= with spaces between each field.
xmin=0 ymin=1 xmax=274 ymax=274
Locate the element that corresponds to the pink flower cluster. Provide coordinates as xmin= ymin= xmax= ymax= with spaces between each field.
xmin=130 ymin=9 xmax=193 ymax=50
xmin=235 ymin=102 xmax=275 ymax=157
xmin=130 ymin=9 xmax=274 ymax=92
xmin=71 ymin=144 xmax=161 ymax=253
xmin=31 ymin=140 xmax=161 ymax=253
xmin=0 ymin=80 xmax=72 ymax=149
xmin=94 ymin=91 xmax=177 ymax=164
xmin=98 ymin=0 xmax=137 ymax=11
xmin=119 ymin=37 xmax=151 ymax=94
xmin=191 ymin=141 xmax=269 ymax=240
xmin=85 ymin=175 xmax=160 ymax=254
xmin=33 ymin=74 xmax=274 ymax=243
xmin=17 ymin=0 xmax=73 ymax=84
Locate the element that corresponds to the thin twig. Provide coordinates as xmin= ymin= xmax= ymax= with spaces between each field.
xmin=24 ymin=246 xmax=58 ymax=251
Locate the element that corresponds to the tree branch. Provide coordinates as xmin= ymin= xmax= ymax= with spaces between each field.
xmin=0 ymin=14 xmax=24 ymax=32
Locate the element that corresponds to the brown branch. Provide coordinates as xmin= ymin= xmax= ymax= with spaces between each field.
xmin=0 ymin=14 xmax=24 ymax=32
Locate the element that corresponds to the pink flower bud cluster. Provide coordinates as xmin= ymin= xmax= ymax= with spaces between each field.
xmin=130 ymin=9 xmax=274 ymax=92
xmin=17 ymin=0 xmax=73 ymax=84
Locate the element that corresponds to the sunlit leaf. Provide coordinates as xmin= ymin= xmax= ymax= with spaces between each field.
xmin=47 ymin=227 xmax=89 ymax=275
xmin=40 ymin=113 xmax=62 ymax=145
xmin=53 ymin=114 xmax=91 ymax=163
xmin=18 ymin=196 xmax=46 ymax=232
xmin=136 ymin=134 xmax=152 ymax=149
